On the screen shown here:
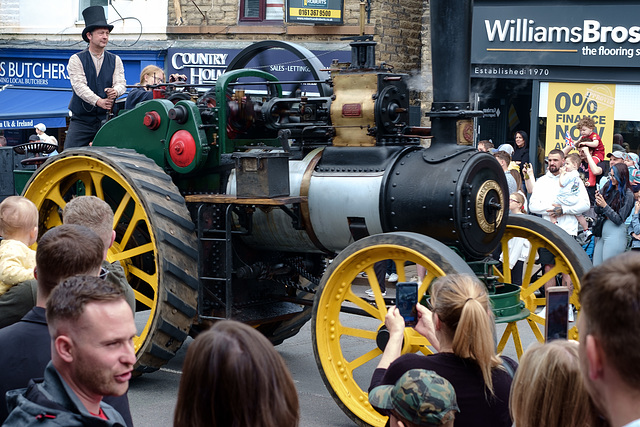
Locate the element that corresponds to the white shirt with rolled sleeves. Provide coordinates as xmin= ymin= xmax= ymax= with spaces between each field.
xmin=529 ymin=170 xmax=590 ymax=236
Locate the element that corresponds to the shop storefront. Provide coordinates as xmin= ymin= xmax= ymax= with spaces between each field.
xmin=0 ymin=48 xmax=164 ymax=145
xmin=166 ymin=45 xmax=351 ymax=95
xmin=471 ymin=0 xmax=640 ymax=173
xmin=0 ymin=44 xmax=350 ymax=146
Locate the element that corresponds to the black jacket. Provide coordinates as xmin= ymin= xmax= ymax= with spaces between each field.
xmin=511 ymin=144 xmax=529 ymax=167
xmin=124 ymin=87 xmax=153 ymax=110
xmin=4 ymin=363 xmax=126 ymax=427
xmin=512 ymin=143 xmax=529 ymax=184
xmin=0 ymin=307 xmax=133 ymax=426
xmin=595 ymin=187 xmax=634 ymax=225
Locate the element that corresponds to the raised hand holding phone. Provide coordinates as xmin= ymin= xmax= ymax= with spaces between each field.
xmin=545 ymin=286 xmax=569 ymax=341
xmin=396 ymin=282 xmax=418 ymax=327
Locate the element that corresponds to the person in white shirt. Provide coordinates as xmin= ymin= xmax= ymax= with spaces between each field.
xmin=528 ymin=149 xmax=589 ymax=297
xmin=34 ymin=123 xmax=58 ymax=146
xmin=499 ymin=192 xmax=531 ymax=286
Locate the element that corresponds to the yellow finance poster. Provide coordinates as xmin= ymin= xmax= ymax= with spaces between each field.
xmin=545 ymin=82 xmax=616 ymax=157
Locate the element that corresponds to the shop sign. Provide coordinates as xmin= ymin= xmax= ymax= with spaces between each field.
xmin=0 ymin=59 xmax=70 ymax=88
xmin=167 ymin=47 xmax=350 ymax=92
xmin=0 ymin=117 xmax=66 ymax=130
xmin=286 ymin=0 xmax=343 ymax=24
xmin=169 ymin=51 xmax=233 ymax=85
xmin=472 ymin=4 xmax=640 ymax=67
xmin=0 ymin=50 xmax=162 ymax=90
xmin=545 ymin=82 xmax=616 ymax=156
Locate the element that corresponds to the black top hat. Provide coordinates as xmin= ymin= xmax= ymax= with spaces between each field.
xmin=82 ymin=6 xmax=114 ymax=43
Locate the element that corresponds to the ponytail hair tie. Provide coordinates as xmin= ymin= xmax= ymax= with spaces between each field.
xmin=465 ymin=298 xmax=473 ymax=303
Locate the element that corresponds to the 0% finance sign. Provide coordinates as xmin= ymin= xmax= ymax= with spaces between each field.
xmin=545 ymin=82 xmax=616 ymax=156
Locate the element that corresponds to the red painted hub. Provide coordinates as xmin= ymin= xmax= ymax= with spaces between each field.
xmin=143 ymin=111 xmax=161 ymax=130
xmin=169 ymin=130 xmax=196 ymax=168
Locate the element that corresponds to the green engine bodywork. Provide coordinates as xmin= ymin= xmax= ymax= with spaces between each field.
xmin=92 ymin=69 xmax=283 ymax=194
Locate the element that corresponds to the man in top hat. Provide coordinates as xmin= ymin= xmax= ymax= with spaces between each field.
xmin=66 ymin=5 xmax=126 ymax=150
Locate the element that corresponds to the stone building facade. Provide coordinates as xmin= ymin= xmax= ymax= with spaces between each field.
xmin=0 ymin=0 xmax=433 ymax=127
xmin=166 ymin=0 xmax=432 ymax=123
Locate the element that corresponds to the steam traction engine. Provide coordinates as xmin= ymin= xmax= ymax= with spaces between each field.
xmin=19 ymin=0 xmax=590 ymax=425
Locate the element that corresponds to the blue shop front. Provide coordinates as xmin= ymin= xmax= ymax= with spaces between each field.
xmin=0 ymin=48 xmax=164 ymax=146
xmin=1 ymin=44 xmax=351 ymax=147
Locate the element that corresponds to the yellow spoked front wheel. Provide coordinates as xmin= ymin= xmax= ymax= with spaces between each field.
xmin=312 ymin=232 xmax=474 ymax=427
xmin=495 ymin=214 xmax=592 ymax=357
xmin=23 ymin=147 xmax=199 ymax=373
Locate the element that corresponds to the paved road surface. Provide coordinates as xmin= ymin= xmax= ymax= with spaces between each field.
xmin=128 ymin=288 xmax=540 ymax=426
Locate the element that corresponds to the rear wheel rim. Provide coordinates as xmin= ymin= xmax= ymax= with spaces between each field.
xmin=494 ymin=214 xmax=592 ymax=356
xmin=312 ymin=232 xmax=474 ymax=426
xmin=23 ymin=147 xmax=199 ymax=372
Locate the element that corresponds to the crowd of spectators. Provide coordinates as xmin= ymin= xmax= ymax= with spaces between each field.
xmin=3 ymin=215 xmax=639 ymax=427
xmin=3 ymin=26 xmax=640 ymax=422
xmin=1 ymin=155 xmax=640 ymax=426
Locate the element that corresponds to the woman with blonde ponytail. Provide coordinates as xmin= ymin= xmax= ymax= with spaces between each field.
xmin=369 ymin=274 xmax=516 ymax=427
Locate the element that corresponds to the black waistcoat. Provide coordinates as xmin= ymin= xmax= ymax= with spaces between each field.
xmin=68 ymin=49 xmax=115 ymax=119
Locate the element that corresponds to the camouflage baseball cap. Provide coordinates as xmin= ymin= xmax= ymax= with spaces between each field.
xmin=369 ymin=369 xmax=459 ymax=426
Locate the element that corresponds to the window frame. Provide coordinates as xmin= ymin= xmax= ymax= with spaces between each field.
xmin=239 ymin=0 xmax=266 ymax=22
xmin=77 ymin=0 xmax=109 ymax=22
xmin=239 ymin=0 xmax=284 ymax=23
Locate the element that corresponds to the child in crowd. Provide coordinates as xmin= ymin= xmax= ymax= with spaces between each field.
xmin=494 ymin=151 xmax=518 ymax=195
xmin=628 ymin=190 xmax=640 ymax=251
xmin=369 ymin=369 xmax=459 ymax=427
xmin=500 ymin=192 xmax=531 ymax=286
xmin=556 ymin=153 xmax=591 ymax=240
xmin=477 ymin=140 xmax=494 ymax=152
xmin=510 ymin=341 xmax=603 ymax=427
xmin=624 ymin=152 xmax=640 ymax=186
xmin=566 ymin=116 xmax=605 ymax=164
xmin=0 ymin=196 xmax=38 ymax=296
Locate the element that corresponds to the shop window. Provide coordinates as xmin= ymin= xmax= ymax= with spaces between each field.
xmin=78 ymin=0 xmax=108 ymax=22
xmin=538 ymin=82 xmax=640 ymax=155
xmin=239 ymin=0 xmax=284 ymax=22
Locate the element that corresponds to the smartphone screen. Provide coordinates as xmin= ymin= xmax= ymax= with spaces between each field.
xmin=396 ymin=282 xmax=418 ymax=326
xmin=545 ymin=287 xmax=569 ymax=341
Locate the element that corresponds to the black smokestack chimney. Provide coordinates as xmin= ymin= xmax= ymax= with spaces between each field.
xmin=427 ymin=0 xmax=481 ymax=145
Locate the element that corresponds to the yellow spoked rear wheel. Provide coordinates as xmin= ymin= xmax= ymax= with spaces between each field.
xmin=23 ymin=147 xmax=198 ymax=374
xmin=312 ymin=232 xmax=474 ymax=427
xmin=495 ymin=214 xmax=592 ymax=357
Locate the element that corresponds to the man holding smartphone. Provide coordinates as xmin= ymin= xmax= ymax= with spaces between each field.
xmin=578 ymin=252 xmax=640 ymax=427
